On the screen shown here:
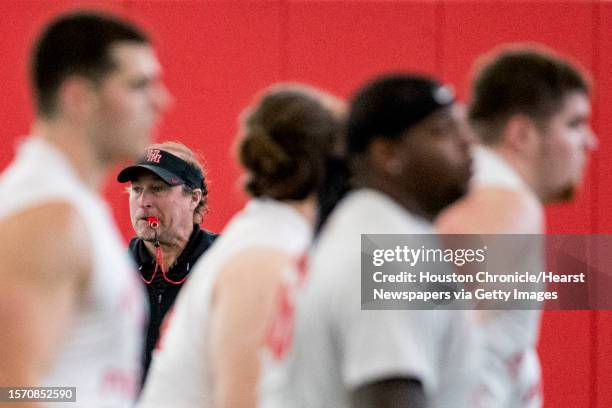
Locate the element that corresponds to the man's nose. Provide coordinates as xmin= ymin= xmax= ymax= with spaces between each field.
xmin=584 ymin=126 xmax=598 ymax=151
xmin=153 ymin=83 xmax=173 ymax=113
xmin=137 ymin=190 xmax=154 ymax=208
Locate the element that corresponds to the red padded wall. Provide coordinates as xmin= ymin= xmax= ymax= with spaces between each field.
xmin=594 ymin=1 xmax=612 ymax=235
xmin=284 ymin=1 xmax=439 ymax=96
xmin=594 ymin=3 xmax=612 ymax=406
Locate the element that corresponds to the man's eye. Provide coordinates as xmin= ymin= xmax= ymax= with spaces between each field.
xmin=129 ymin=78 xmax=149 ymax=90
xmin=152 ymin=186 xmax=165 ymax=193
xmin=569 ymin=119 xmax=586 ymax=129
xmin=131 ymin=186 xmax=142 ymax=193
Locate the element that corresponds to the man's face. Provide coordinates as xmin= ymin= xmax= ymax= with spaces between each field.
xmin=91 ymin=43 xmax=171 ymax=162
xmin=128 ymin=171 xmax=196 ymax=244
xmin=393 ymin=104 xmax=475 ymax=217
xmin=537 ymin=92 xmax=596 ymax=202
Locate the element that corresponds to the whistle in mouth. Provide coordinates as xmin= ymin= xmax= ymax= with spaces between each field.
xmin=147 ymin=217 xmax=160 ymax=229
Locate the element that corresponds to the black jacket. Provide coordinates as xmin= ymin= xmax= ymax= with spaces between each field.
xmin=128 ymin=224 xmax=218 ymax=383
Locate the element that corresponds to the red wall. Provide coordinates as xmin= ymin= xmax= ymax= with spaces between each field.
xmin=1 ymin=1 xmax=610 ymax=406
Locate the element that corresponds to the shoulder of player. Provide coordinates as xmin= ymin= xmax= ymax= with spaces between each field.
xmin=475 ymin=187 xmax=542 ymax=215
xmin=437 ymin=187 xmax=542 ymax=234
xmin=211 ymin=248 xmax=292 ymax=300
xmin=208 ymin=248 xmax=291 ymax=352
xmin=218 ymin=248 xmax=292 ymax=286
xmin=0 ymin=200 xmax=92 ymax=284
xmin=0 ymin=201 xmax=91 ymax=385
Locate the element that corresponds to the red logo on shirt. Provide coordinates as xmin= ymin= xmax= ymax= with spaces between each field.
xmin=264 ymin=253 xmax=309 ymax=360
xmin=101 ymin=368 xmax=138 ymax=398
xmin=264 ymin=283 xmax=295 ymax=360
xmin=146 ymin=149 xmax=162 ymax=163
xmin=506 ymin=351 xmax=525 ymax=380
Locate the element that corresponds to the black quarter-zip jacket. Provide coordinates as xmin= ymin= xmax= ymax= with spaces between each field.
xmin=128 ymin=224 xmax=218 ymax=384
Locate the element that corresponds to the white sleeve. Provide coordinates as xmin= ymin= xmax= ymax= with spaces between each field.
xmin=340 ymin=308 xmax=438 ymax=393
xmin=331 ymin=272 xmax=441 ymax=395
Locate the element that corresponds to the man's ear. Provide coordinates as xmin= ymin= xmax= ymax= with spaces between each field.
xmin=502 ymin=114 xmax=541 ymax=156
xmin=369 ymin=137 xmax=403 ymax=176
xmin=190 ymin=188 xmax=203 ymax=210
xmin=56 ymin=76 xmax=98 ymax=121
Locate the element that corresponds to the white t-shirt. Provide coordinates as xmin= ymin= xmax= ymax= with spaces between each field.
xmin=259 ymin=189 xmax=478 ymax=408
xmin=470 ymin=145 xmax=543 ymax=408
xmin=0 ymin=138 xmax=145 ymax=407
xmin=138 ymin=198 xmax=312 ymax=408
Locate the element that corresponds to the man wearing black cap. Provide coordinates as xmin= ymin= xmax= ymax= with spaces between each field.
xmin=117 ymin=141 xmax=218 ymax=382
xmin=259 ymin=74 xmax=477 ymax=408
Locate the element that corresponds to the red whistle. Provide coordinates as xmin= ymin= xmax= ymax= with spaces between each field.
xmin=147 ymin=217 xmax=160 ymax=229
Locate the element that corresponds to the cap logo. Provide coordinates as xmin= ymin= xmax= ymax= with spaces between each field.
xmin=146 ymin=149 xmax=162 ymax=164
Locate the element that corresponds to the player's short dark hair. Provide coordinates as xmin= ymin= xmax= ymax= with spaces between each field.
xmin=469 ymin=46 xmax=590 ymax=144
xmin=347 ymin=73 xmax=454 ymax=155
xmin=31 ymin=10 xmax=149 ymax=117
xmin=238 ymin=85 xmax=342 ymax=201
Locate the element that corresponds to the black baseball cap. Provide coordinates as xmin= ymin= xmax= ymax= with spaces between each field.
xmin=347 ymin=73 xmax=455 ymax=154
xmin=117 ymin=148 xmax=204 ymax=189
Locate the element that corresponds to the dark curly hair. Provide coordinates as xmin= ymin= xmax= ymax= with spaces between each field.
xmin=238 ymin=84 xmax=344 ymax=201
